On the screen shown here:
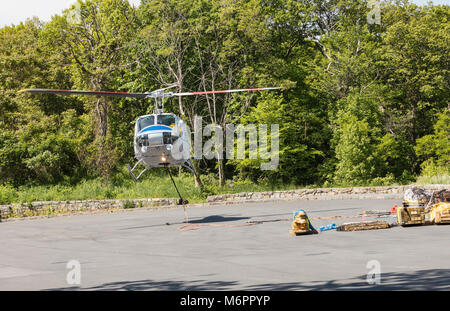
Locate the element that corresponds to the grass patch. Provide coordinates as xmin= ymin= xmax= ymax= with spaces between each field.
xmin=415 ymin=173 xmax=450 ymax=185
xmin=1 ymin=167 xmax=448 ymax=206
xmin=414 ymin=162 xmax=450 ymax=185
xmin=121 ymin=199 xmax=136 ymax=209
xmin=0 ymin=175 xmax=204 ymax=205
xmin=0 ymin=171 xmax=303 ymax=205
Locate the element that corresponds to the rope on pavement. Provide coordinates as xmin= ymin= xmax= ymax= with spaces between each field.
xmin=177 ymin=207 xmax=393 ymax=232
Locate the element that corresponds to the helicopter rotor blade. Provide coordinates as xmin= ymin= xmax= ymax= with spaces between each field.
xmin=20 ymin=86 xmax=281 ymax=99
xmin=172 ymin=87 xmax=281 ymax=97
xmin=20 ymin=89 xmax=150 ymax=99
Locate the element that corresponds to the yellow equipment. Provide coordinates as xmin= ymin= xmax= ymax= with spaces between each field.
xmin=290 ymin=210 xmax=317 ymax=236
xmin=426 ymin=202 xmax=450 ymax=225
xmin=397 ymin=205 xmax=425 ymax=226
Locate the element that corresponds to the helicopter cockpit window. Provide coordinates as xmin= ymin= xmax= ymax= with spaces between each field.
xmin=157 ymin=115 xmax=176 ymax=128
xmin=137 ymin=116 xmax=155 ymax=131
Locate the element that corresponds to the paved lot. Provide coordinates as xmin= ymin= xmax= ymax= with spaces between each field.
xmin=0 ymin=199 xmax=449 ymax=290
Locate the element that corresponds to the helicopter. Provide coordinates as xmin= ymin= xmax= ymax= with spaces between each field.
xmin=21 ymin=85 xmax=280 ymax=203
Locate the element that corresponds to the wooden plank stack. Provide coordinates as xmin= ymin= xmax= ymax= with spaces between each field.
xmin=337 ymin=220 xmax=391 ymax=232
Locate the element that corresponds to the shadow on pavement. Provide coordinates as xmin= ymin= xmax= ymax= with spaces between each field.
xmin=47 ymin=279 xmax=239 ymax=291
xmin=121 ymin=215 xmax=249 ymax=230
xmin=246 ymin=268 xmax=450 ymax=291
xmin=186 ymin=215 xmax=249 ymax=224
xmin=47 ymin=269 xmax=450 ymax=291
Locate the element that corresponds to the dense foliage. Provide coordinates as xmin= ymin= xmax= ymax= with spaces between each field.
xmin=0 ymin=0 xmax=448 ymax=201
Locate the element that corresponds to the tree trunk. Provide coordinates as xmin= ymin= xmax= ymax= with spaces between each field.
xmin=218 ymin=158 xmax=225 ymax=188
xmin=192 ymin=159 xmax=203 ymax=189
xmin=91 ymin=79 xmax=114 ymax=179
xmin=94 ymin=99 xmax=109 ymax=175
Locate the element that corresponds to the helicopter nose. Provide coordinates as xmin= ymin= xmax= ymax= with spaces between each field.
xmin=137 ymin=132 xmax=178 ymax=148
xmin=137 ymin=133 xmax=162 ymax=147
xmin=148 ymin=134 xmax=164 ymax=146
xmin=163 ymin=131 xmax=178 ymax=144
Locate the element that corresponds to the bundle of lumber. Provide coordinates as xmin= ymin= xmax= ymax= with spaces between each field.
xmin=337 ymin=220 xmax=391 ymax=232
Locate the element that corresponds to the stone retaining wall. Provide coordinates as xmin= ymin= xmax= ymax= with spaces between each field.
xmin=0 ymin=198 xmax=178 ymax=221
xmin=1 ymin=184 xmax=449 ymax=222
xmin=206 ymin=184 xmax=450 ymax=204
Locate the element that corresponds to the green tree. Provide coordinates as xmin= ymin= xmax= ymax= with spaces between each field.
xmin=41 ymin=0 xmax=138 ymax=178
xmin=415 ymin=109 xmax=450 ymax=174
xmin=0 ymin=19 xmax=86 ymax=185
xmin=333 ymin=113 xmax=380 ymax=185
xmin=380 ymin=3 xmax=449 ymax=144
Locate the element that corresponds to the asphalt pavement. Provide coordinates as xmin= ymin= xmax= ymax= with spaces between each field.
xmin=0 ymin=199 xmax=449 ymax=290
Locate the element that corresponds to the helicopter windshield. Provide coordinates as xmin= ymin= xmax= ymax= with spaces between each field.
xmin=137 ymin=116 xmax=155 ymax=131
xmin=157 ymin=115 xmax=176 ymax=127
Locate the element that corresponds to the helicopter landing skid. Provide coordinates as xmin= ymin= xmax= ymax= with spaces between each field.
xmin=127 ymin=159 xmax=149 ymax=181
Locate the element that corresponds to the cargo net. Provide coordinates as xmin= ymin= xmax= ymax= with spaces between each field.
xmin=403 ymin=187 xmax=450 ymax=211
xmin=429 ymin=189 xmax=450 ymax=205
xmin=403 ymin=187 xmax=430 ymax=206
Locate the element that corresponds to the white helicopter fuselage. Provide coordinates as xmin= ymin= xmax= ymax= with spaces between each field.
xmin=133 ymin=113 xmax=190 ymax=168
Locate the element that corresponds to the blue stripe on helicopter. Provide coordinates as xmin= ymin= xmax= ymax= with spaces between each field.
xmin=139 ymin=125 xmax=173 ymax=134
